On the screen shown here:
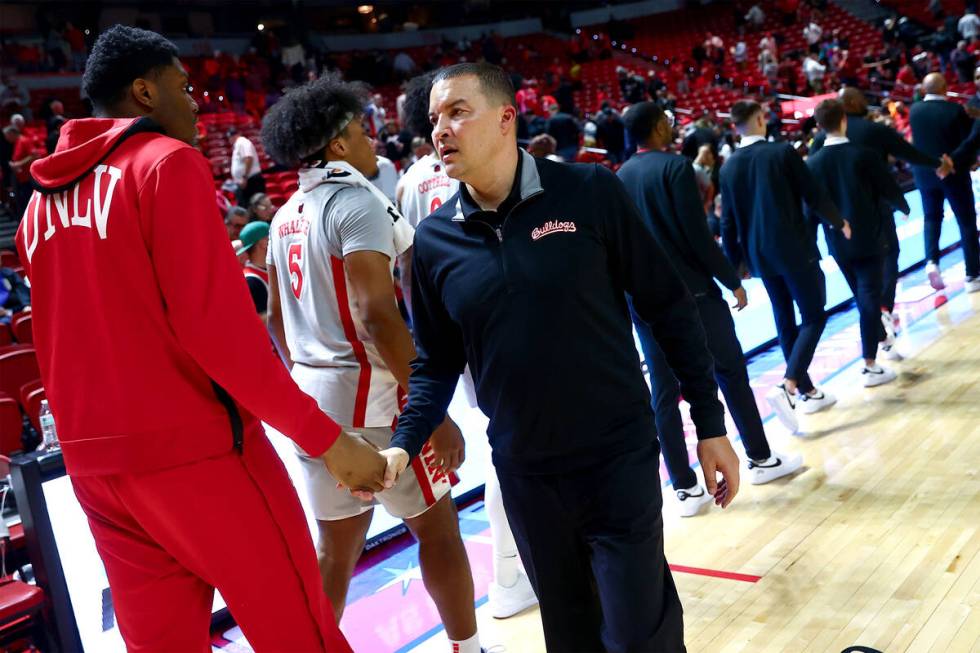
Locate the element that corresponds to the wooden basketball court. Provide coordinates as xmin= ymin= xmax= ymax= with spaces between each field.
xmin=413 ymin=286 xmax=980 ymax=653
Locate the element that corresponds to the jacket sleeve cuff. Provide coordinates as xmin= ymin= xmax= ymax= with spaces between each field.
xmin=693 ymin=413 xmax=728 ymax=441
xmin=290 ymin=407 xmax=342 ymax=458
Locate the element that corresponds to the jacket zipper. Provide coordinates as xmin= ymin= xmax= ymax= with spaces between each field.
xmin=471 ymin=190 xmax=544 ymax=291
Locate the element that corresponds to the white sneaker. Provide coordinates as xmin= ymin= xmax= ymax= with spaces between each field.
xmin=797 ymin=388 xmax=837 ymax=414
xmin=747 ymin=451 xmax=804 ymax=485
xmin=926 ymin=262 xmax=945 ymax=290
xmin=766 ymin=384 xmax=800 ymax=433
xmin=675 ymin=483 xmax=713 ymax=517
xmin=488 ymin=570 xmax=538 ymax=619
xmin=966 ymin=277 xmax=980 ymax=293
xmin=862 ymin=364 xmax=897 ymax=387
xmin=880 ymin=310 xmax=896 ymax=346
xmin=880 ymin=343 xmax=904 ymax=361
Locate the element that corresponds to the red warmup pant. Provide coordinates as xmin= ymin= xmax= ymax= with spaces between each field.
xmin=70 ymin=425 xmax=352 ymax=652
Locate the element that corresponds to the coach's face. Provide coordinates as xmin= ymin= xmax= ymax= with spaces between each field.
xmin=429 ymin=75 xmax=516 ymax=182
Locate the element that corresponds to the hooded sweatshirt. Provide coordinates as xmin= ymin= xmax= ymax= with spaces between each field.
xmin=17 ymin=117 xmax=340 ymax=476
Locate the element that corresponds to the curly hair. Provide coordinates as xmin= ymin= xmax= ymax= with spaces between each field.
xmin=261 ymin=75 xmax=365 ymax=168
xmin=403 ymin=71 xmax=437 ymax=141
xmin=82 ymin=25 xmax=180 ymax=110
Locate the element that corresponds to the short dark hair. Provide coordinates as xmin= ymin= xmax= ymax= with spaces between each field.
xmin=432 ymin=62 xmax=516 ymax=108
xmin=403 ymin=71 xmax=438 ymax=141
xmin=730 ymin=100 xmax=763 ymax=127
xmin=623 ymin=101 xmax=666 ymax=143
xmin=225 ymin=206 xmax=248 ymax=224
xmin=814 ymin=98 xmax=845 ymax=131
xmin=82 ymin=25 xmax=180 ymax=110
xmin=261 ymin=75 xmax=364 ymax=168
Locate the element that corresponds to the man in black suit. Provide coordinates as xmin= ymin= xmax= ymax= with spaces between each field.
xmin=618 ymin=102 xmax=803 ymax=517
xmin=807 ymin=99 xmax=912 ymax=387
xmin=909 ymin=73 xmax=980 ymax=293
xmin=811 ymin=87 xmax=952 ymax=350
xmin=545 ymin=101 xmax=582 ymax=161
xmin=720 ymin=100 xmax=852 ymax=433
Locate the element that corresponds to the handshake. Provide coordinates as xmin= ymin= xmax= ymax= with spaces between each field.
xmin=319 ymin=418 xmax=465 ymax=499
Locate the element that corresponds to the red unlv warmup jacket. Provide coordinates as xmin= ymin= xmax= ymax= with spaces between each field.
xmin=17 ymin=117 xmax=340 ymax=475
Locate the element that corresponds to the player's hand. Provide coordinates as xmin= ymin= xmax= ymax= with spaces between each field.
xmin=936 ymin=154 xmax=954 ymax=178
xmin=428 ymin=418 xmax=465 ymax=474
xmin=841 ymin=220 xmax=853 ymax=240
xmin=697 ymin=437 xmax=740 ymax=509
xmin=732 ymin=286 xmax=748 ymax=311
xmin=321 ymin=430 xmax=386 ymax=494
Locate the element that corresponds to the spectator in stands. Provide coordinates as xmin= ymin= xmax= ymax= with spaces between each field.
xmin=692 ymin=144 xmax=715 ymax=214
xmin=545 ymin=101 xmax=581 ymax=161
xmin=46 ymin=116 xmax=66 ymax=154
xmin=746 ymin=4 xmax=766 ymax=30
xmin=0 ymin=78 xmax=30 ymax=120
xmin=596 ymin=103 xmax=626 ymax=164
xmin=393 ymin=51 xmax=417 ymax=79
xmin=237 ymin=221 xmax=271 ymax=318
xmin=229 ymin=126 xmax=266 ymax=205
xmin=732 ymin=40 xmax=749 ymax=69
xmin=9 ymin=124 xmax=39 ymax=215
xmin=759 ymin=32 xmax=778 ymax=59
xmin=0 ymin=126 xmax=18 ymax=201
xmin=803 ymin=52 xmax=827 ymax=93
xmin=959 ymin=9 xmax=980 ymax=41
xmin=64 ymin=22 xmax=87 ymax=71
xmin=247 ymin=192 xmax=276 ymax=223
xmin=951 ymin=40 xmax=977 ymax=82
xmin=928 ymin=25 xmax=957 ymax=75
xmin=527 ymin=133 xmax=562 ymax=162
xmin=967 ymin=67 xmax=980 ymax=116
xmin=225 ymin=206 xmax=249 ymax=241
xmin=804 ymin=21 xmax=823 ymax=51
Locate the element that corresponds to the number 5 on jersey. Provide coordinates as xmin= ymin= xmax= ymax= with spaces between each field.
xmin=288 ymin=243 xmax=304 ymax=299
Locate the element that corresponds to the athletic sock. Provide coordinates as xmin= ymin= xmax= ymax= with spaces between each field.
xmin=449 ymin=632 xmax=481 ymax=653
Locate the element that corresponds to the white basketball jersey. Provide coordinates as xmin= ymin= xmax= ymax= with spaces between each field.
xmin=268 ymin=165 xmax=414 ymax=428
xmin=396 ymin=153 xmax=460 ymax=227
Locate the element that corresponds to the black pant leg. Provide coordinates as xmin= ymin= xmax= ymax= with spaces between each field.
xmin=761 ymin=273 xmax=811 ymax=391
xmin=496 ymin=470 xmax=605 ymax=653
xmin=695 ymin=293 xmax=770 ymax=461
xmin=629 ymin=307 xmax=696 ymax=490
xmin=576 ymin=444 xmax=686 ymax=653
xmin=839 ymin=256 xmax=885 ymax=361
xmin=880 ymin=213 xmax=900 ymax=313
xmin=919 ymin=184 xmax=946 ymax=265
xmin=944 ymin=173 xmax=980 ymax=278
xmin=782 ymin=263 xmax=827 ymax=394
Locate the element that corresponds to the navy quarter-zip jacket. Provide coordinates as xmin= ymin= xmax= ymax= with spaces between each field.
xmin=390 ymin=150 xmax=726 ymax=475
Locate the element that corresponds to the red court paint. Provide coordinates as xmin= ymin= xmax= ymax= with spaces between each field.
xmin=669 ymin=564 xmax=761 ymax=583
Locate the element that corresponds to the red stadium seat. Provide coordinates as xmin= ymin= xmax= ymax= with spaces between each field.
xmin=0 ymin=251 xmax=17 ymax=269
xmin=0 ymin=325 xmax=10 ymax=349
xmin=0 ymin=348 xmax=39 ymax=401
xmin=18 ymin=381 xmax=43 ymax=434
xmin=10 ymin=315 xmax=30 ymax=345
xmin=0 ymin=395 xmax=21 ymax=456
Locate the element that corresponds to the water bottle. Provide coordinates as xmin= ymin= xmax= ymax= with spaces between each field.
xmin=38 ymin=400 xmax=60 ymax=452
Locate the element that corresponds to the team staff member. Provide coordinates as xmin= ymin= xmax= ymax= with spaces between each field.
xmin=721 ymin=100 xmax=851 ymax=434
xmin=395 ymin=71 xmax=537 ymax=620
xmin=908 ymin=73 xmax=980 ymax=293
xmin=379 ymin=62 xmax=742 ymax=653
xmin=811 ymin=87 xmax=952 ymax=342
xmin=618 ymin=102 xmax=803 ymax=516
xmin=17 ymin=26 xmax=383 ymax=651
xmin=807 ymin=99 xmax=911 ymax=385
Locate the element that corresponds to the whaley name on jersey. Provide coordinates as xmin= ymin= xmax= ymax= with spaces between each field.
xmin=22 ymin=164 xmax=123 ymax=262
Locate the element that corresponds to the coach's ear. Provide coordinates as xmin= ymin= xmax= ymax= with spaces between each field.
xmin=500 ymin=104 xmax=517 ymax=135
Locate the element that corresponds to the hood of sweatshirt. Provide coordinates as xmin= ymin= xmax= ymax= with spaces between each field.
xmin=30 ymin=117 xmax=167 ymax=194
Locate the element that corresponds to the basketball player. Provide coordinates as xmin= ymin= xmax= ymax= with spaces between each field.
xmin=18 ymin=25 xmax=385 ymax=651
xmin=262 ymin=76 xmax=482 ymax=653
xmin=396 ymin=71 xmax=538 ymax=619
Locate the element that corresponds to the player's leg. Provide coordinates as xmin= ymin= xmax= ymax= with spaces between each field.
xmin=70 ymin=475 xmax=214 ymax=653
xmin=86 ymin=427 xmax=352 ymax=652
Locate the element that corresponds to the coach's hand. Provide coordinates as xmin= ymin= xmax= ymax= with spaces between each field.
xmin=322 ymin=430 xmax=386 ymax=493
xmin=378 ymin=447 xmax=410 ymax=490
xmin=697 ymin=436 xmax=740 ymax=509
xmin=429 ymin=418 xmax=465 ymax=474
xmin=732 ymin=286 xmax=748 ymax=311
